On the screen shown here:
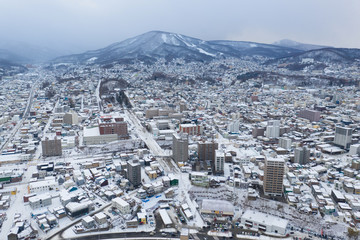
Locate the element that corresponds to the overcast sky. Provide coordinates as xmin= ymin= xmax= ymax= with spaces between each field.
xmin=1 ymin=0 xmax=359 ymax=53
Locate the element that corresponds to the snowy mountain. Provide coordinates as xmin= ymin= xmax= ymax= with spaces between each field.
xmin=53 ymin=31 xmax=302 ymax=64
xmin=273 ymin=39 xmax=331 ymax=51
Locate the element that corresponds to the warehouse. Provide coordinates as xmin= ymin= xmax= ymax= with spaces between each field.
xmin=159 ymin=209 xmax=173 ymax=228
xmin=200 ymin=199 xmax=234 ymax=217
xmin=241 ymin=210 xmax=289 ymax=235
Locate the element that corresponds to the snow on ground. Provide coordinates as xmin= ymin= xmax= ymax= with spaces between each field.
xmin=244 ymin=196 xmax=347 ymax=237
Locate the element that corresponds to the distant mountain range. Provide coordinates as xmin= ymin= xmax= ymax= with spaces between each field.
xmin=1 ymin=31 xmax=360 ymax=68
xmin=273 ymin=39 xmax=331 ymax=51
xmin=53 ymin=31 xmax=360 ymax=65
xmin=53 ymin=31 xmax=303 ymax=64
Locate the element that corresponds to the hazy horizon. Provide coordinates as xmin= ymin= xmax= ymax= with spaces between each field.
xmin=0 ymin=0 xmax=360 ymax=55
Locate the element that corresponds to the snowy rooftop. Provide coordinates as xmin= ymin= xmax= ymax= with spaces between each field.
xmin=242 ymin=210 xmax=288 ymax=229
xmin=83 ymin=127 xmax=100 ymax=137
xmin=201 ymin=199 xmax=234 ymax=213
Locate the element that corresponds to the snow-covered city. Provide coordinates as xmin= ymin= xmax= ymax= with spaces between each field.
xmin=1 ymin=1 xmax=360 ymax=240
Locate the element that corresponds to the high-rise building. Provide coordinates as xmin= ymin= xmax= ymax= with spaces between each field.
xmin=334 ymin=126 xmax=352 ymax=149
xmin=252 ymin=126 xmax=265 ymax=137
xmin=266 ymin=120 xmax=280 ymax=138
xmin=349 ymin=144 xmax=360 ymax=156
xmin=298 ymin=109 xmax=321 ymax=122
xmin=42 ymin=137 xmax=62 ymax=157
xmin=278 ymin=137 xmax=291 ymax=149
xmin=63 ymin=110 xmax=79 ymax=125
xmin=198 ymin=141 xmax=218 ymax=162
xmin=172 ymin=133 xmax=188 ymax=162
xmin=179 ymin=102 xmax=187 ymax=113
xmin=294 ymin=147 xmax=310 ymax=165
xmin=127 ymin=160 xmax=141 ymax=187
xmin=263 ymin=157 xmax=284 ymax=197
xmin=227 ymin=120 xmax=240 ymax=133
xmin=214 ymin=150 xmax=225 ymax=175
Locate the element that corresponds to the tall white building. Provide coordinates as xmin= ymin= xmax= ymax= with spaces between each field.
xmin=334 ymin=126 xmax=352 ymax=149
xmin=278 ymin=137 xmax=291 ymax=149
xmin=227 ymin=120 xmax=240 ymax=133
xmin=266 ymin=120 xmax=280 ymax=138
xmin=214 ymin=150 xmax=225 ymax=174
xmin=112 ymin=197 xmax=131 ymax=215
xmin=63 ymin=110 xmax=79 ymax=125
xmin=294 ymin=147 xmax=310 ymax=165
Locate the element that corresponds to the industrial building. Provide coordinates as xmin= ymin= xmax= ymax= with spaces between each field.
xmin=200 ymin=199 xmax=234 ymax=217
xmin=241 ymin=210 xmax=289 ymax=235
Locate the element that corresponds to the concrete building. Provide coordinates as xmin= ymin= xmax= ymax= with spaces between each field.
xmin=179 ymin=102 xmax=186 ymax=113
xmin=241 ymin=210 xmax=289 ymax=235
xmin=63 ymin=110 xmax=79 ymax=125
xmin=83 ymin=127 xmax=118 ymax=145
xmin=252 ymin=126 xmax=265 ymax=137
xmin=82 ymin=216 xmax=95 ymax=229
xmin=179 ymin=124 xmax=203 ymax=135
xmin=65 ymin=201 xmax=93 ymax=218
xmin=94 ymin=212 xmax=107 ymax=225
xmin=294 ymin=146 xmax=310 ymax=165
xmin=198 ymin=141 xmax=218 ymax=163
xmin=112 ymin=197 xmax=131 ymax=214
xmin=263 ymin=157 xmax=285 ymax=197
xmin=42 ymin=137 xmax=62 ymax=157
xmin=98 ymin=115 xmax=128 ymax=138
xmin=190 ymin=172 xmax=209 ymax=187
xmin=227 ymin=120 xmax=240 ymax=133
xmin=145 ymin=109 xmax=159 ymax=119
xmin=172 ymin=133 xmax=188 ymax=163
xmin=200 ymin=199 xmax=234 ymax=217
xmin=334 ymin=126 xmax=352 ymax=149
xmin=298 ymin=109 xmax=321 ymax=122
xmin=278 ymin=137 xmax=291 ymax=150
xmin=28 ymin=194 xmax=52 ymax=209
xmin=159 ymin=209 xmax=173 ymax=228
xmin=266 ymin=120 xmax=280 ymax=138
xmin=127 ymin=160 xmax=141 ymax=187
xmin=350 ymin=144 xmax=360 ymax=156
xmin=28 ymin=179 xmax=57 ymax=194
xmin=214 ymin=150 xmax=225 ymax=175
